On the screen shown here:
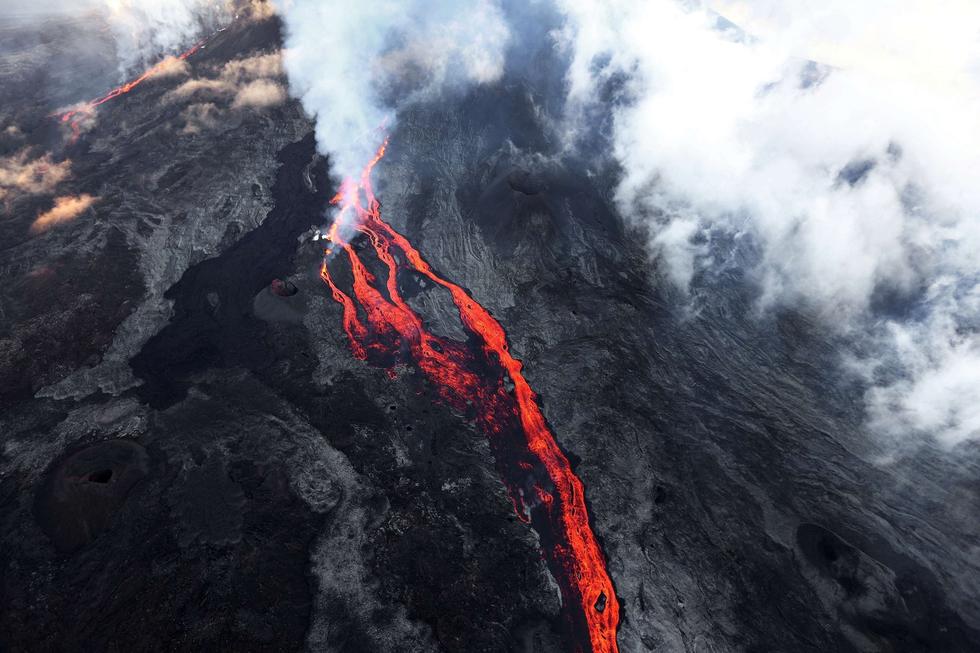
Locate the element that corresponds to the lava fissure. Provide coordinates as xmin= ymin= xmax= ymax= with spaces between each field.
xmin=319 ymin=140 xmax=621 ymax=652
xmin=55 ymin=41 xmax=206 ymax=143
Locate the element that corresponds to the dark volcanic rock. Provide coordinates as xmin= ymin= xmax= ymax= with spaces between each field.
xmin=169 ymin=456 xmax=248 ymax=547
xmin=1 ymin=3 xmax=979 ymax=653
xmin=506 ymin=167 xmax=544 ymax=195
xmin=1 ymin=375 xmax=347 ymax=652
xmin=0 ymin=11 xmax=311 ymax=407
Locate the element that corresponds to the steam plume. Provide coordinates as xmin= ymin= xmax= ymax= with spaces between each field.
xmin=1 ymin=0 xmax=231 ymax=78
xmin=273 ymin=0 xmax=510 ymax=181
xmin=97 ymin=0 xmax=229 ymax=75
xmin=556 ymin=0 xmax=980 ymax=446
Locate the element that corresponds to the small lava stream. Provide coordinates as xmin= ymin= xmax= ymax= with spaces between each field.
xmin=320 ymin=140 xmax=621 ymax=652
xmin=54 ymin=41 xmax=205 ymax=143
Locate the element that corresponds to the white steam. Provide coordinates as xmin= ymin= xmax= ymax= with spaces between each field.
xmin=273 ymin=0 xmax=510 ymax=180
xmin=1 ymin=0 xmax=230 ymax=77
xmin=100 ymin=0 xmax=230 ymax=75
xmin=557 ymin=0 xmax=980 ymax=446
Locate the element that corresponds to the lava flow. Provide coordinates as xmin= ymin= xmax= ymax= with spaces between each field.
xmin=55 ymin=41 xmax=205 ymax=143
xmin=319 ymin=140 xmax=621 ymax=653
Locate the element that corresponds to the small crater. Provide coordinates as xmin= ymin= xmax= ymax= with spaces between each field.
xmin=270 ymin=278 xmax=298 ymax=297
xmin=34 ymin=440 xmax=150 ymax=553
xmin=86 ymin=469 xmax=113 ymax=484
xmin=796 ymin=522 xmax=866 ymax=597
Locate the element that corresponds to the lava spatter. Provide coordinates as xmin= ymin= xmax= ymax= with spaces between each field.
xmin=320 ymin=140 xmax=621 ymax=652
xmin=55 ymin=41 xmax=206 ymax=143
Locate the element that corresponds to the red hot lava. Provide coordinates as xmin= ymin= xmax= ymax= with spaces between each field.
xmin=55 ymin=41 xmax=205 ymax=143
xmin=320 ymin=140 xmax=621 ymax=653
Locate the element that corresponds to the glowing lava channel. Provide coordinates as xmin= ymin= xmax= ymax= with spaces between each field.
xmin=55 ymin=41 xmax=205 ymax=143
xmin=320 ymin=140 xmax=621 ymax=653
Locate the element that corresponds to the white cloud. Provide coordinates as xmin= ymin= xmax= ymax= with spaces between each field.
xmin=869 ymin=317 xmax=980 ymax=448
xmin=557 ymin=0 xmax=980 ymax=446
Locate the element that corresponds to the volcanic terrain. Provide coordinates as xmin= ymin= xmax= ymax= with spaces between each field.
xmin=1 ymin=5 xmax=979 ymax=653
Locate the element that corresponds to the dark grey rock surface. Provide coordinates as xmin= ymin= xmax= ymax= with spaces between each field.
xmin=1 ymin=7 xmax=978 ymax=653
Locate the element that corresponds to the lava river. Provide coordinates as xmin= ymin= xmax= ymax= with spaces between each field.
xmin=319 ymin=140 xmax=621 ymax=653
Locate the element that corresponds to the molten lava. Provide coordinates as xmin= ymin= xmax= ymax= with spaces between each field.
xmin=320 ymin=140 xmax=621 ymax=652
xmin=55 ymin=41 xmax=205 ymax=143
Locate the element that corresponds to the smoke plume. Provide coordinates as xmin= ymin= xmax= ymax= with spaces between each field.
xmin=168 ymin=52 xmax=286 ymax=111
xmin=0 ymin=150 xmax=71 ymax=203
xmin=273 ymin=0 xmax=510 ymax=181
xmin=231 ymin=79 xmax=286 ymax=108
xmin=30 ymin=193 xmax=98 ymax=233
xmin=556 ymin=0 xmax=980 ymax=447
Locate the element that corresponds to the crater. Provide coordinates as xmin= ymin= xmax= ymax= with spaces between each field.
xmin=34 ymin=439 xmax=150 ymax=553
xmin=87 ymin=469 xmax=113 ymax=483
xmin=796 ymin=522 xmax=866 ymax=597
xmin=270 ymin=278 xmax=298 ymax=297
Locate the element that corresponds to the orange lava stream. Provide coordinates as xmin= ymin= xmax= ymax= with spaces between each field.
xmin=320 ymin=140 xmax=620 ymax=652
xmin=55 ymin=41 xmax=205 ymax=143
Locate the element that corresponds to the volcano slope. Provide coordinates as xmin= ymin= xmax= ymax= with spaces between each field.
xmin=3 ymin=6 xmax=980 ymax=653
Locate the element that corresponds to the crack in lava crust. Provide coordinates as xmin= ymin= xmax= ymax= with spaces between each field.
xmin=319 ymin=140 xmax=621 ymax=652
